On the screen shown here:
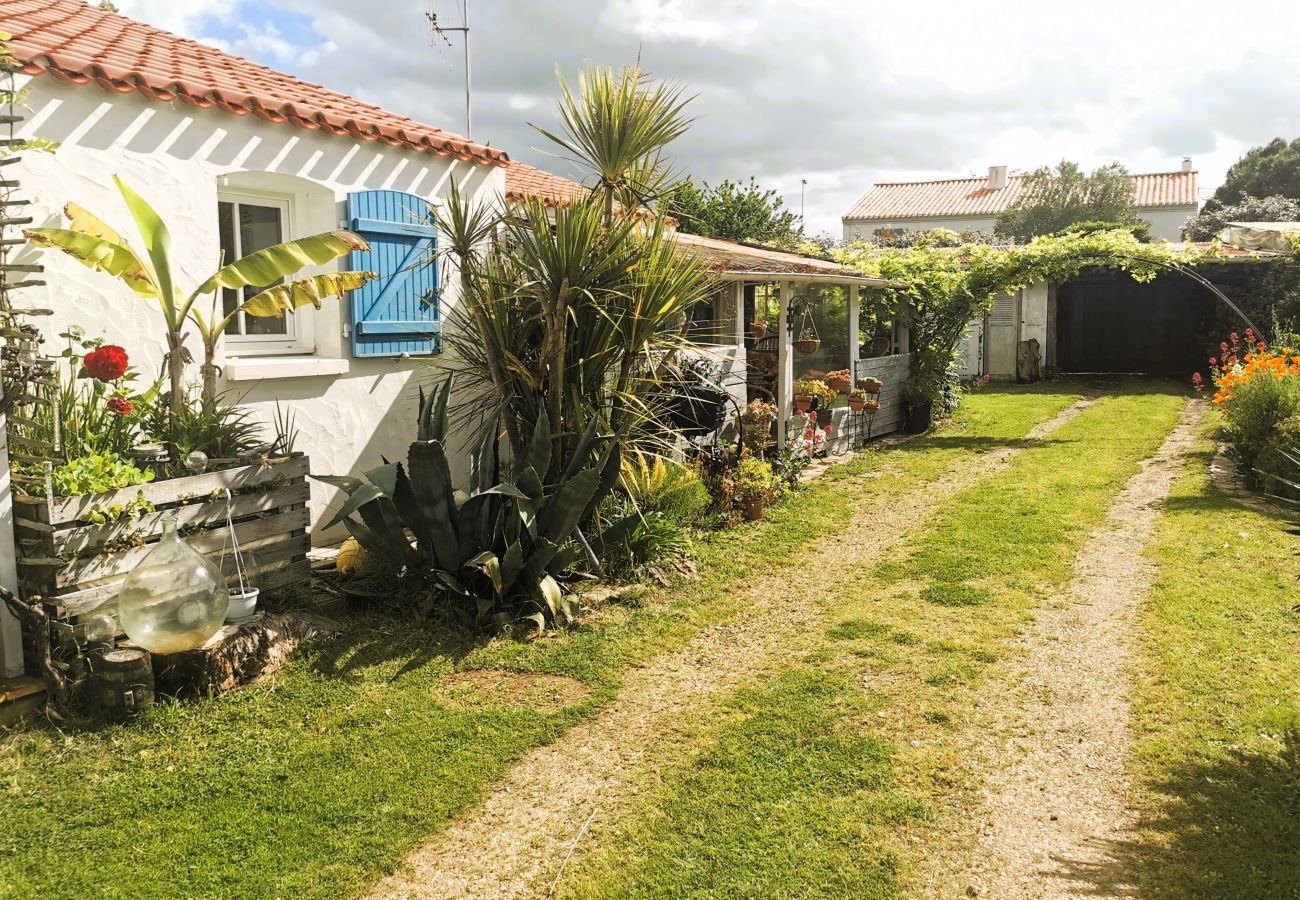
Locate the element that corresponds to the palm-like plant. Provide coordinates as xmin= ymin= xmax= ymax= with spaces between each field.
xmin=531 ymin=65 xmax=695 ymax=223
xmin=438 ymin=65 xmax=713 ymax=475
xmin=25 ymin=176 xmax=373 ymax=435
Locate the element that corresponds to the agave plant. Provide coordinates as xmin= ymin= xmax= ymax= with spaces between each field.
xmin=315 ymin=377 xmax=634 ymax=631
xmin=25 ymin=176 xmax=374 ymax=431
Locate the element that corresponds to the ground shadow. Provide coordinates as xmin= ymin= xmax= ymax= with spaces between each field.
xmin=307 ymin=607 xmax=487 ymax=682
xmin=891 ymin=435 xmax=1075 ymax=453
xmin=1049 ymin=729 xmax=1300 ymax=899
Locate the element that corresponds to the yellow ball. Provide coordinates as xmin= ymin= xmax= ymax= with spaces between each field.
xmin=336 ymin=537 xmax=369 ymax=575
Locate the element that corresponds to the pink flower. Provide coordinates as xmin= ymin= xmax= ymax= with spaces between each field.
xmin=1257 ymin=341 xmax=1268 ymax=352
xmin=1209 ymin=357 xmax=1217 ymax=366
xmin=1220 ymin=342 xmax=1229 ymax=352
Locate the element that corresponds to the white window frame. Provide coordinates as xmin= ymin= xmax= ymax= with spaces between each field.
xmin=217 ymin=188 xmax=315 ymax=357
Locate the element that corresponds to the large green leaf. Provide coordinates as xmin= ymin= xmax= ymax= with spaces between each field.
xmin=240 ymin=272 xmax=373 ymax=318
xmin=114 ymin=176 xmax=179 ymax=323
xmin=23 ymin=226 xmax=159 ymax=299
xmin=194 ymin=230 xmax=369 ymax=296
xmin=407 ymin=441 xmax=461 ymax=571
xmin=520 ymin=409 xmax=551 ymax=482
xmin=539 ymin=467 xmax=601 ymax=543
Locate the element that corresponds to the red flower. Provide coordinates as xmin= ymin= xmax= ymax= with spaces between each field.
xmin=1191 ymin=372 xmax=1203 ymax=387
xmin=1257 ymin=341 xmax=1268 ymax=352
xmin=106 ymin=395 xmax=133 ymax=416
xmin=1209 ymin=357 xmax=1218 ymax=366
xmin=83 ymin=345 xmax=129 ymax=382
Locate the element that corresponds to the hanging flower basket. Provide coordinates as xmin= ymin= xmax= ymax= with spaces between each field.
xmin=792 ymin=338 xmax=821 ymax=356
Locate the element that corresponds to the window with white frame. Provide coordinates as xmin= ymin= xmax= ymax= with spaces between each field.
xmin=217 ymin=190 xmax=313 ymax=355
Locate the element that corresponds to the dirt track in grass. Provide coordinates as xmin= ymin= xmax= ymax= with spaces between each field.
xmin=926 ymin=399 xmax=1204 ymax=899
xmin=365 ymin=397 xmax=1099 ymax=900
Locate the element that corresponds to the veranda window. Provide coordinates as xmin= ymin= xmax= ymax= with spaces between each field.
xmin=217 ymin=193 xmax=304 ymax=352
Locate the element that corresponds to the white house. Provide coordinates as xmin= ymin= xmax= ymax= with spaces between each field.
xmin=5 ymin=0 xmax=507 ymax=541
xmin=842 ymin=163 xmax=1200 ymax=242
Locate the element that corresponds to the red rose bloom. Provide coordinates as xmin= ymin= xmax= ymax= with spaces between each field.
xmin=106 ymin=395 xmax=134 ymax=416
xmin=84 ymin=345 xmax=129 ymax=382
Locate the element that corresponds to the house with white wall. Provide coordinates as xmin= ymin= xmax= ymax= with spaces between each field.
xmin=843 ymin=163 xmax=1199 ymax=243
xmin=5 ymin=0 xmax=507 ymax=540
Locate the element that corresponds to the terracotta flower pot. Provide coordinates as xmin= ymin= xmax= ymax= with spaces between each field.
xmin=857 ymin=377 xmax=884 ymax=393
xmin=848 ymin=397 xmax=866 ymax=412
xmin=864 ymin=400 xmax=880 ymax=413
xmin=795 ymin=395 xmax=813 ymax=412
xmin=740 ymin=499 xmax=766 ymax=521
xmin=792 ymin=338 xmax=821 ymax=356
xmin=826 ymin=376 xmax=852 ymax=394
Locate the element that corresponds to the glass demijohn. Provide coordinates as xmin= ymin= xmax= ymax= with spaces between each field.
xmin=117 ymin=512 xmax=229 ymax=653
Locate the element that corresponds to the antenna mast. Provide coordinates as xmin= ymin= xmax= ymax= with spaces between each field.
xmin=426 ymin=1 xmax=472 ymax=138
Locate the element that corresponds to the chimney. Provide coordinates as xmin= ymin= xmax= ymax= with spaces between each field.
xmin=1181 ymin=156 xmax=1193 ymax=173
xmin=987 ymin=165 xmax=1008 ymax=190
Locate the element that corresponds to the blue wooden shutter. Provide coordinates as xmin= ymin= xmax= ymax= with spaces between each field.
xmin=347 ymin=190 xmax=441 ymax=357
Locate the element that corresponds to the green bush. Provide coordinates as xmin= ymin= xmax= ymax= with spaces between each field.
xmin=619 ymin=451 xmax=710 ymax=526
xmin=1220 ymin=372 xmax=1300 ymax=483
xmin=1256 ymin=415 xmax=1300 ymax=498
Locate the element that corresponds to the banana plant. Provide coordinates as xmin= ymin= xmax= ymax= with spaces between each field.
xmin=315 ymin=376 xmax=631 ymax=632
xmin=24 ymin=176 xmax=374 ymax=434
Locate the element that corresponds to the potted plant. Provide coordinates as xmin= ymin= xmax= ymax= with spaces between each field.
xmin=794 ymin=377 xmax=835 ymax=412
xmin=857 ymin=376 xmax=884 ymax=394
xmin=792 ymin=336 xmax=821 ymax=356
xmin=731 ymin=456 xmax=777 ymax=521
xmin=847 ymin=388 xmax=867 ymax=412
xmin=739 ymin=398 xmax=778 ymax=450
xmin=903 ymin=375 xmax=937 ymax=433
xmin=825 ymin=368 xmax=852 ymax=394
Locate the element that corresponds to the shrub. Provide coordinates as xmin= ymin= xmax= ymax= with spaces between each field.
xmin=731 ymin=456 xmax=778 ymax=504
xmin=618 ymin=451 xmax=710 ymax=526
xmin=1208 ymin=332 xmax=1300 ymax=483
xmin=1256 ymin=415 xmax=1300 ymax=499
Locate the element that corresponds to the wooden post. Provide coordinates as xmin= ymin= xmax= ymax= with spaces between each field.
xmin=848 ymin=284 xmax=861 ymax=381
xmin=777 ymin=280 xmax=793 ymax=444
xmin=0 ymin=401 xmax=24 ymax=677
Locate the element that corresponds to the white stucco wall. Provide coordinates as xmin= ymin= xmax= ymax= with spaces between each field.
xmin=844 ymin=205 xmax=1198 ymax=243
xmin=13 ymin=75 xmax=505 ymax=542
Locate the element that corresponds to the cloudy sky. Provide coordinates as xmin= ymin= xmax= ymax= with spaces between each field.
xmin=114 ymin=0 xmax=1300 ymax=235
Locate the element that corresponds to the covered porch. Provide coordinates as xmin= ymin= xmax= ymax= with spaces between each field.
xmin=676 ymin=234 xmax=908 ymax=449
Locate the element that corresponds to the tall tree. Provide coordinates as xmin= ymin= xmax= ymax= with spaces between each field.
xmin=1213 ymin=138 xmax=1300 ymax=205
xmin=994 ymin=161 xmax=1139 ymax=243
xmin=664 ymin=177 xmax=802 ymax=243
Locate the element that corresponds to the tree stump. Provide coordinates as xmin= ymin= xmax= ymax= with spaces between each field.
xmin=150 ymin=612 xmax=339 ymax=696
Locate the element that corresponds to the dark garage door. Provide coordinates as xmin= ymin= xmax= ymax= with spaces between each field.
xmin=1056 ymin=272 xmax=1216 ymax=375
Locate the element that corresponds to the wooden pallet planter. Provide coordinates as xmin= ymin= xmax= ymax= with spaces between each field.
xmin=11 ymin=455 xmax=312 ymax=639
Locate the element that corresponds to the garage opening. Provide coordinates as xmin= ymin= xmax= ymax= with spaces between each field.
xmin=1054 ymin=271 xmax=1217 ymax=375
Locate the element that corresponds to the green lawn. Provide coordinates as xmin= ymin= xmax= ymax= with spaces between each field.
xmin=559 ymin=381 xmax=1189 ymax=897
xmin=1126 ymin=419 xmax=1300 ymax=899
xmin=0 ymin=383 xmax=1088 ymax=900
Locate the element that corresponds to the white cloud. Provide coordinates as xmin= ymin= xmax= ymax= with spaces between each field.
xmin=102 ymin=0 xmax=1300 ymax=234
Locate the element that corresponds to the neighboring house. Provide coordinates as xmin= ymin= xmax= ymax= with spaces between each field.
xmin=842 ymin=163 xmax=1199 ymax=242
xmin=5 ymin=0 xmax=508 ymax=538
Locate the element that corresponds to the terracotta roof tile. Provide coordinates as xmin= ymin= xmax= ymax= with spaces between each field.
xmin=504 ymin=161 xmax=677 ymax=224
xmin=844 ymin=170 xmax=1198 ymax=220
xmin=3 ymin=0 xmax=507 ymax=165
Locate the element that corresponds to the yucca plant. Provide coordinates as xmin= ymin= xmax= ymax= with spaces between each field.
xmin=532 ymin=65 xmax=695 ymax=224
xmin=25 ymin=177 xmax=374 ymax=434
xmin=315 ymin=377 xmax=633 ymax=631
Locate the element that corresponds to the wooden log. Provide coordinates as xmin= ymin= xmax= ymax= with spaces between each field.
xmin=150 ymin=612 xmax=339 ymax=696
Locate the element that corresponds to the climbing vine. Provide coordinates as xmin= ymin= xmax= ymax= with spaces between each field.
xmin=826 ymin=229 xmax=1212 ymax=408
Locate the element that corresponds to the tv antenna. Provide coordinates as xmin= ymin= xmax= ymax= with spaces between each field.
xmin=426 ymin=0 xmax=472 ymax=138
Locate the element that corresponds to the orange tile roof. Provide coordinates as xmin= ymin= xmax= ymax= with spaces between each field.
xmin=674 ymin=232 xmax=887 ymax=283
xmin=504 ymin=162 xmax=593 ymax=206
xmin=4 ymin=0 xmax=507 ymax=165
xmin=844 ymin=170 xmax=1198 ymax=220
xmin=504 ymin=161 xmax=678 ymax=224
